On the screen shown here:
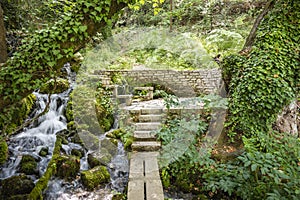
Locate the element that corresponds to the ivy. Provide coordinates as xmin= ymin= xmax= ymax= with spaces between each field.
xmin=223 ymin=0 xmax=300 ymax=138
xmin=0 ymin=0 xmax=135 ymax=134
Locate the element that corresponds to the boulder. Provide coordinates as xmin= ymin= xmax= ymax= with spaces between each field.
xmin=80 ymin=166 xmax=110 ymax=190
xmin=18 ymin=155 xmax=38 ymax=175
xmin=55 ymin=155 xmax=80 ymax=180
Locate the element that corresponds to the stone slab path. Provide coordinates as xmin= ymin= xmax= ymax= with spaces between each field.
xmin=126 ymin=105 xmax=165 ymax=200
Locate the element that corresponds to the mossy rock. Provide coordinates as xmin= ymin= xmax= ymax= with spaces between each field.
xmin=55 ymin=155 xmax=80 ymax=180
xmin=71 ymin=148 xmax=84 ymax=158
xmin=0 ymin=94 xmax=36 ymax=135
xmin=0 ymin=174 xmax=34 ymax=198
xmin=0 ymin=138 xmax=8 ymax=165
xmin=39 ymin=78 xmax=70 ymax=94
xmin=87 ymin=154 xmax=102 ymax=168
xmin=65 ymin=100 xmax=74 ymax=123
xmin=80 ymin=166 xmax=110 ymax=190
xmin=106 ymin=129 xmax=126 ymax=139
xmin=124 ymin=136 xmax=133 ymax=150
xmin=38 ymin=147 xmax=49 ymax=157
xmin=70 ymin=132 xmax=84 ymax=145
xmin=18 ymin=155 xmax=38 ymax=175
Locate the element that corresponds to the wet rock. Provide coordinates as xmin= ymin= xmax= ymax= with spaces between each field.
xmin=80 ymin=166 xmax=110 ymax=190
xmin=78 ymin=130 xmax=99 ymax=151
xmin=38 ymin=147 xmax=49 ymax=157
xmin=87 ymin=154 xmax=102 ymax=168
xmin=88 ymin=149 xmax=112 ymax=167
xmin=100 ymin=138 xmax=117 ymax=156
xmin=55 ymin=155 xmax=80 ymax=181
xmin=0 ymin=174 xmax=34 ymax=198
xmin=18 ymin=155 xmax=38 ymax=175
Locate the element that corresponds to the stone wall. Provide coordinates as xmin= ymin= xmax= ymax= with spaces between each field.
xmin=94 ymin=68 xmax=222 ymax=97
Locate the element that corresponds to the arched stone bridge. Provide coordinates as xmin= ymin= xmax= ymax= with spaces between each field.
xmin=94 ymin=68 xmax=222 ymax=97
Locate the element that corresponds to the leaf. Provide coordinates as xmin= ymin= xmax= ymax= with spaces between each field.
xmin=79 ymin=25 xmax=87 ymax=32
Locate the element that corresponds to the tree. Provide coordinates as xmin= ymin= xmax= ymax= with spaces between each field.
xmin=0 ymin=0 xmax=135 ymax=114
xmin=0 ymin=3 xmax=7 ymax=63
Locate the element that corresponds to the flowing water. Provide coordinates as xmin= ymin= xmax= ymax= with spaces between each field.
xmin=0 ymin=64 xmax=129 ymax=199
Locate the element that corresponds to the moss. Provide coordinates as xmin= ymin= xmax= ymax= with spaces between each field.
xmin=39 ymin=78 xmax=70 ymax=94
xmin=19 ymin=155 xmax=38 ymax=175
xmin=0 ymin=94 xmax=36 ymax=135
xmin=106 ymin=128 xmax=126 ymax=139
xmin=65 ymin=97 xmax=74 ymax=123
xmin=55 ymin=155 xmax=80 ymax=180
xmin=38 ymin=147 xmax=48 ymax=157
xmin=0 ymin=138 xmax=8 ymax=165
xmin=0 ymin=174 xmax=35 ymax=198
xmin=124 ymin=136 xmax=133 ymax=150
xmin=28 ymin=136 xmax=62 ymax=200
xmin=71 ymin=148 xmax=84 ymax=158
xmin=80 ymin=166 xmax=110 ymax=190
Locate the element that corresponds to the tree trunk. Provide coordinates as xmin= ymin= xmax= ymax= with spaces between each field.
xmin=240 ymin=0 xmax=275 ymax=54
xmin=0 ymin=3 xmax=7 ymax=63
xmin=274 ymin=100 xmax=299 ymax=137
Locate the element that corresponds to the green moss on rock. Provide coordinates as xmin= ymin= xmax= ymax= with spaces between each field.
xmin=0 ymin=174 xmax=35 ymax=198
xmin=19 ymin=155 xmax=38 ymax=175
xmin=38 ymin=147 xmax=48 ymax=157
xmin=80 ymin=166 xmax=110 ymax=190
xmin=39 ymin=78 xmax=70 ymax=94
xmin=55 ymin=155 xmax=80 ymax=180
xmin=0 ymin=94 xmax=36 ymax=135
xmin=29 ymin=136 xmax=63 ymax=200
xmin=0 ymin=138 xmax=8 ymax=165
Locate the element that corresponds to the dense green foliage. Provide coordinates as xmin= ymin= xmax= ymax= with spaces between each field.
xmin=157 ymin=116 xmax=209 ymax=193
xmin=0 ymin=0 xmax=132 ymax=134
xmin=224 ymin=0 xmax=300 ymax=138
xmin=203 ymin=132 xmax=300 ymax=199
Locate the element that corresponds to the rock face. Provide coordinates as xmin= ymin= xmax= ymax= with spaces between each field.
xmin=275 ymin=100 xmax=299 ymax=136
xmin=80 ymin=166 xmax=110 ymax=190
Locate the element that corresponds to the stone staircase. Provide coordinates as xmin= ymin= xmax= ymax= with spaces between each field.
xmin=127 ymin=108 xmax=164 ymax=200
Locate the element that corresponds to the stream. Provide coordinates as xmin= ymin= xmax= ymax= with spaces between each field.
xmin=0 ymin=64 xmax=129 ymax=199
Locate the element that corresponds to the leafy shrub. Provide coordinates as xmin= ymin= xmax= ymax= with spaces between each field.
xmin=203 ymin=132 xmax=300 ymax=199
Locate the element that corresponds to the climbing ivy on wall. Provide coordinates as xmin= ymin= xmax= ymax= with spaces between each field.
xmin=224 ymin=0 xmax=300 ymax=138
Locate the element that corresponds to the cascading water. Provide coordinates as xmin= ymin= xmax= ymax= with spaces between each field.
xmin=0 ymin=92 xmax=69 ymax=180
xmin=0 ymin=64 xmax=129 ymax=199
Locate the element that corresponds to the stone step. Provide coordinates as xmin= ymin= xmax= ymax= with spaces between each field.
xmin=141 ymin=108 xmax=163 ymax=115
xmin=132 ymin=141 xmax=161 ymax=151
xmin=128 ymin=152 xmax=164 ymax=200
xmin=139 ymin=114 xmax=163 ymax=122
xmin=135 ymin=122 xmax=161 ymax=131
xmin=134 ymin=131 xmax=156 ymax=141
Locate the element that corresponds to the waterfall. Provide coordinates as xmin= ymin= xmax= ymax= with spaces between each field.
xmin=0 ymin=64 xmax=129 ymax=199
